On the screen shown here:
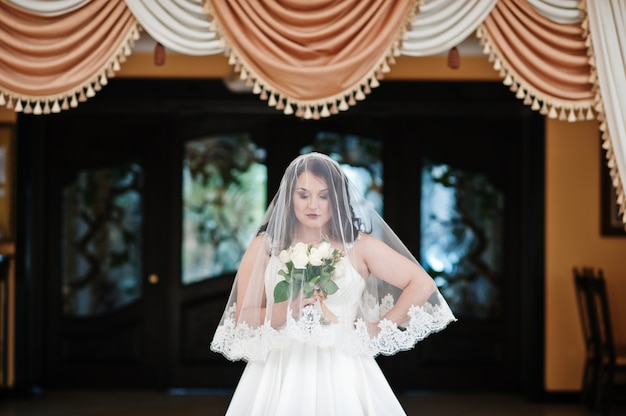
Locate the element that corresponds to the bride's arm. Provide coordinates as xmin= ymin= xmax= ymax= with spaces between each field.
xmin=358 ymin=234 xmax=437 ymax=326
xmin=235 ymin=235 xmax=267 ymax=323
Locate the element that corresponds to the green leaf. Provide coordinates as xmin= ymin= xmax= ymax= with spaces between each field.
xmin=273 ymin=280 xmax=290 ymax=303
xmin=319 ymin=279 xmax=339 ymax=297
xmin=310 ymin=265 xmax=321 ymax=278
xmin=278 ymin=269 xmax=291 ymax=281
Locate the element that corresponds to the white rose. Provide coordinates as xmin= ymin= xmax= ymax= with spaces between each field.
xmin=290 ymin=242 xmax=309 ymax=269
xmin=278 ymin=249 xmax=291 ymax=264
xmin=308 ymin=247 xmax=323 ymax=266
xmin=316 ymin=241 xmax=332 ymax=259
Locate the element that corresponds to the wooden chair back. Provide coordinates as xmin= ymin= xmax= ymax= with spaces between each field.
xmin=573 ymin=267 xmax=597 ymax=359
xmin=588 ymin=270 xmax=617 ymax=366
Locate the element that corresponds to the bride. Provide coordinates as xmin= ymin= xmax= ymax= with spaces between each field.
xmin=211 ymin=152 xmax=456 ymax=415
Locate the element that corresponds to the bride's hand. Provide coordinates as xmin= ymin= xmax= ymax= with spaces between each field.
xmin=367 ymin=320 xmax=382 ymax=337
xmin=291 ymin=291 xmax=316 ymax=313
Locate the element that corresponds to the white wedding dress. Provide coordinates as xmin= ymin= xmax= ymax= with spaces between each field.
xmin=225 ymin=257 xmax=408 ymax=415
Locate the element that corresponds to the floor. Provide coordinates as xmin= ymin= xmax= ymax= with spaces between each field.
xmin=1 ymin=390 xmax=625 ymax=416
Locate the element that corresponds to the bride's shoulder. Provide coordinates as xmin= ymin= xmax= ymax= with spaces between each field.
xmin=353 ymin=232 xmax=377 ymax=246
xmin=251 ymin=233 xmax=267 ymax=245
xmin=351 ymin=232 xmax=377 ymax=251
xmin=246 ymin=233 xmax=270 ymax=253
xmin=339 ymin=233 xmax=381 ymax=254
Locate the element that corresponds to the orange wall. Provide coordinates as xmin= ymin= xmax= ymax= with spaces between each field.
xmin=5 ymin=50 xmax=625 ymax=392
xmin=118 ymin=53 xmax=500 ymax=81
xmin=545 ymin=119 xmax=626 ymax=391
xmin=0 ymin=108 xmax=16 ymax=124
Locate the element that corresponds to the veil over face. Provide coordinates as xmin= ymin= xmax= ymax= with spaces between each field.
xmin=211 ymin=152 xmax=455 ymax=362
xmin=263 ymin=152 xmax=362 ymax=251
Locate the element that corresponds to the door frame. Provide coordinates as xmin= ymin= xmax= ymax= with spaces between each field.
xmin=17 ymin=112 xmax=174 ymax=388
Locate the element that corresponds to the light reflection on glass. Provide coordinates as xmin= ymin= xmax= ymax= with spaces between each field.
xmin=420 ymin=160 xmax=503 ymax=319
xmin=301 ymin=132 xmax=383 ymax=216
xmin=62 ymin=163 xmax=143 ymax=317
xmin=181 ymin=134 xmax=266 ymax=284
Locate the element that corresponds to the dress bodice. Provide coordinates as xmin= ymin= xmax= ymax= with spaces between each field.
xmin=265 ymin=255 xmax=366 ymax=324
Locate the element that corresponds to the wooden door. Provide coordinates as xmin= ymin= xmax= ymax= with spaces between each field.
xmin=41 ymin=113 xmax=171 ymax=388
xmin=378 ymin=110 xmax=542 ymax=394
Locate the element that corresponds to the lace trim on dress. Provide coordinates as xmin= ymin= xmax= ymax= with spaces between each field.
xmin=210 ymin=291 xmax=456 ymax=362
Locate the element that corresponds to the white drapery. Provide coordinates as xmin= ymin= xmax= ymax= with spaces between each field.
xmin=584 ymin=0 xmax=626 ymax=227
xmin=478 ymin=0 xmax=594 ymax=123
xmin=5 ymin=0 xmax=89 ymax=15
xmin=399 ymin=0 xmax=498 ymax=56
xmin=527 ymin=0 xmax=583 ymax=23
xmin=6 ymin=0 xmax=578 ymax=57
xmin=125 ymin=0 xmax=222 ymax=56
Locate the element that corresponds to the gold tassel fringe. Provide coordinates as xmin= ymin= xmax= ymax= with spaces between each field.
xmin=476 ymin=24 xmax=595 ymax=124
xmin=0 ymin=23 xmax=142 ymax=115
xmin=204 ymin=0 xmax=421 ymax=119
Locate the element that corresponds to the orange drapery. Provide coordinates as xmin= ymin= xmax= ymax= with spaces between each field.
xmin=479 ymin=0 xmax=594 ymax=122
xmin=206 ymin=0 xmax=417 ymax=119
xmin=0 ymin=0 xmax=598 ymax=121
xmin=0 ymin=0 xmax=138 ymax=114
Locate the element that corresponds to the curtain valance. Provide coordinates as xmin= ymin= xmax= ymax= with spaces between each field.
xmin=479 ymin=0 xmax=594 ymax=122
xmin=0 ymin=0 xmax=600 ymax=121
xmin=400 ymin=0 xmax=498 ymax=57
xmin=0 ymin=0 xmax=139 ymax=114
xmin=125 ymin=0 xmax=222 ymax=56
xmin=0 ymin=0 xmax=624 ymax=227
xmin=5 ymin=0 xmax=89 ymax=16
xmin=206 ymin=0 xmax=416 ymax=119
xmin=527 ymin=0 xmax=584 ymax=24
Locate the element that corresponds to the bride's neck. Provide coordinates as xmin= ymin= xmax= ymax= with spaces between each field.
xmin=292 ymin=228 xmax=326 ymax=243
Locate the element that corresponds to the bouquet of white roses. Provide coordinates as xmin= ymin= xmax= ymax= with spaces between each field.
xmin=273 ymin=237 xmax=344 ymax=303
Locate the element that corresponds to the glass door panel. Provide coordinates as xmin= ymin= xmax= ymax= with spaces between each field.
xmin=301 ymin=132 xmax=384 ymax=215
xmin=62 ymin=163 xmax=143 ymax=317
xmin=420 ymin=160 xmax=504 ymax=319
xmin=181 ymin=134 xmax=267 ymax=285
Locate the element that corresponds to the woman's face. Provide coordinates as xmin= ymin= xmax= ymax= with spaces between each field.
xmin=292 ymin=171 xmax=331 ymax=232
